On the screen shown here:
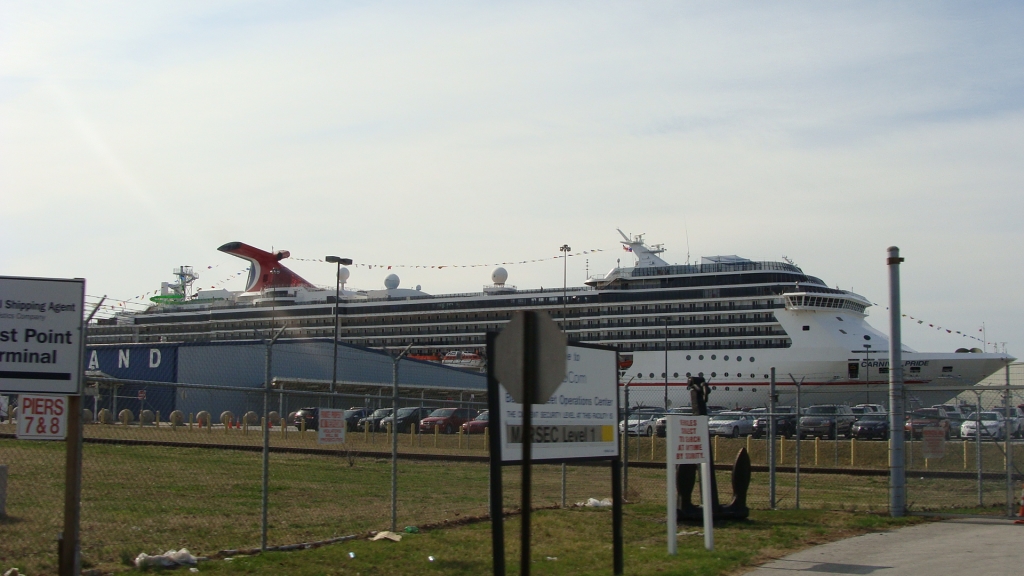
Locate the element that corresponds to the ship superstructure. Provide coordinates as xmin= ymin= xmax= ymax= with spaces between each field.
xmin=86 ymin=233 xmax=1013 ymax=407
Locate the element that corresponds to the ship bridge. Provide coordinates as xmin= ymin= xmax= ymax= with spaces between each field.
xmin=783 ymin=291 xmax=870 ymax=315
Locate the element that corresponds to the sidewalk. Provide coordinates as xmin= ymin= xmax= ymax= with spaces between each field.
xmin=743 ymin=517 xmax=1023 ymax=575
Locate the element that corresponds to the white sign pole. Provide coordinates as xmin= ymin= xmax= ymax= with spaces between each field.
xmin=666 ymin=415 xmax=713 ymax=553
xmin=700 ymin=462 xmax=714 ymax=551
xmin=667 ymin=450 xmax=677 ymax=554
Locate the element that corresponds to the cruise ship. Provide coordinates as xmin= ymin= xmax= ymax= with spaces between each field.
xmin=86 ymin=232 xmax=1013 ymax=408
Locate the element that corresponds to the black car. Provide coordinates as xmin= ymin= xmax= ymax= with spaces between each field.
xmin=357 ymin=408 xmax=393 ymax=431
xmin=379 ymin=407 xmax=434 ymax=433
xmin=293 ymin=407 xmax=320 ymax=431
xmin=850 ymin=413 xmax=889 ymax=440
xmin=751 ymin=406 xmax=798 ymax=439
xmin=344 ymin=408 xmax=371 ymax=431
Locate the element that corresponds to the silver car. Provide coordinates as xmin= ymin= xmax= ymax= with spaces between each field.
xmin=708 ymin=412 xmax=755 ymax=438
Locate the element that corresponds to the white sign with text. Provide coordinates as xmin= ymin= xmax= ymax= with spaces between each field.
xmin=499 ymin=345 xmax=618 ymax=462
xmin=666 ymin=414 xmax=714 ymax=553
xmin=0 ymin=276 xmax=85 ymax=394
xmin=16 ymin=394 xmax=68 ymax=440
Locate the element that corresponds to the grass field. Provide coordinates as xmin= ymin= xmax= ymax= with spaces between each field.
xmin=163 ymin=507 xmax=927 ymax=576
xmin=0 ymin=428 xmax=1018 ymax=574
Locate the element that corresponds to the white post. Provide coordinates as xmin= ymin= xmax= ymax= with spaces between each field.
xmin=666 ymin=455 xmax=677 ymax=555
xmin=700 ymin=462 xmax=714 ymax=551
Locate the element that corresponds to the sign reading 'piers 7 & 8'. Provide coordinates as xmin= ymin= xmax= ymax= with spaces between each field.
xmin=0 ymin=276 xmax=86 ymax=395
xmin=499 ymin=344 xmax=619 ymax=462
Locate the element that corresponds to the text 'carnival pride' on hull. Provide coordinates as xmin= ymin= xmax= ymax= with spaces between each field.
xmin=86 ymin=231 xmax=1014 ymax=408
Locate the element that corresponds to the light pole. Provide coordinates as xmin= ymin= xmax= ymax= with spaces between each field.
xmin=325 ymin=256 xmax=353 ymax=395
xmin=560 ymin=244 xmax=571 ymax=332
xmin=559 ymin=244 xmax=572 ymax=508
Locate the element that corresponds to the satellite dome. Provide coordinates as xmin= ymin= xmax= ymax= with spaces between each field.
xmin=384 ymin=274 xmax=400 ymax=290
xmin=491 ymin=267 xmax=508 ymax=285
xmin=337 ymin=267 xmax=350 ymax=283
xmin=415 ymin=285 xmax=421 ymax=291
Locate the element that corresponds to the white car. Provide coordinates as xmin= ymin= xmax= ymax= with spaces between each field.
xmin=708 ymin=412 xmax=755 ymax=438
xmin=619 ymin=412 xmax=664 ymax=436
xmin=989 ymin=406 xmax=1023 ymax=438
xmin=960 ymin=412 xmax=1007 ymax=440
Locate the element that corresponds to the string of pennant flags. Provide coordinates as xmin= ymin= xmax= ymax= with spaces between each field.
xmin=90 ymin=249 xmax=607 ymax=312
xmin=289 ymin=248 xmax=605 ymax=269
xmin=902 ymin=313 xmax=989 ymax=344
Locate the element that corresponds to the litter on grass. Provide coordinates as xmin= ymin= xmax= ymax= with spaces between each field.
xmin=348 ymin=552 xmax=356 ymax=559
xmin=428 ymin=556 xmax=435 ymax=562
xmin=677 ymin=530 xmax=703 ymax=536
xmin=135 ymin=549 xmax=198 ymax=568
xmin=371 ymin=531 xmax=403 ymax=542
xmin=578 ymin=498 xmax=613 ymax=508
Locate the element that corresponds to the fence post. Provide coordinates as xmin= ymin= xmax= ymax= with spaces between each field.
xmin=1005 ymin=364 xmax=1014 ymax=517
xmin=850 ymin=438 xmax=856 ymax=467
xmin=964 ymin=440 xmax=968 ymax=470
xmin=484 ymin=427 xmax=489 ymax=453
xmin=434 ymin=424 xmax=439 ymax=448
xmin=189 ymin=413 xmax=193 ymax=431
xmin=814 ymin=437 xmax=820 ymax=467
xmin=156 ymin=411 xmax=160 ymax=428
xmin=975 ymin=392 xmax=983 ymax=507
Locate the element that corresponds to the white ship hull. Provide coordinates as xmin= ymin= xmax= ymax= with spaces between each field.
xmin=619 ymin=307 xmax=1011 ymax=410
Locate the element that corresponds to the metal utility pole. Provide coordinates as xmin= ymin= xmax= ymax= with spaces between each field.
xmin=262 ymin=323 xmax=287 ymax=552
xmin=664 ymin=317 xmax=669 ymax=410
xmin=325 ymin=256 xmax=353 ymax=395
xmin=887 ymin=246 xmax=906 ymax=517
xmin=391 ymin=342 xmax=414 ymax=532
xmin=769 ymin=367 xmax=776 ymax=508
xmin=559 ymin=244 xmax=570 ymax=508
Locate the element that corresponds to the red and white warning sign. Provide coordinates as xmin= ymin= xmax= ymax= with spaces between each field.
xmin=317 ymin=408 xmax=346 ymax=444
xmin=17 ymin=394 xmax=68 ymax=440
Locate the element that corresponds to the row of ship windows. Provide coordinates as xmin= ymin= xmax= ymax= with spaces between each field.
xmin=127 ymin=314 xmax=781 ymax=335
xmin=637 ymin=370 xmax=768 ymax=381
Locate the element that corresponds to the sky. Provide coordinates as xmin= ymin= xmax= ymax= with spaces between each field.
xmin=2 ymin=2 xmax=1022 ymax=355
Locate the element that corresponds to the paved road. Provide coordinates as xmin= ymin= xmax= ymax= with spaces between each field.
xmin=743 ymin=517 xmax=1023 ymax=575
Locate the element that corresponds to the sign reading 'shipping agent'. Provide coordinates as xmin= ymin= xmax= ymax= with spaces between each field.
xmin=0 ymin=276 xmax=85 ymax=394
xmin=499 ymin=344 xmax=619 ymax=462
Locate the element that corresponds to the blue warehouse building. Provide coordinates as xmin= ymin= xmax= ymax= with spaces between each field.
xmin=84 ymin=339 xmax=486 ymax=421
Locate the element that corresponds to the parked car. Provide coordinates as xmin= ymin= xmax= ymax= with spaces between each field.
xmin=343 ymin=408 xmax=370 ymax=431
xmin=854 ymin=403 xmax=886 ymax=414
xmin=419 ymin=407 xmax=477 ymax=434
xmin=799 ymin=405 xmax=856 ymax=439
xmin=653 ymin=408 xmax=693 ymax=437
xmin=619 ymin=412 xmax=665 ymax=436
xmin=356 ymin=408 xmax=392 ymax=431
xmin=989 ymin=406 xmax=1023 ymax=438
xmin=904 ymin=407 xmax=951 ymax=440
xmin=380 ymin=407 xmax=434 ymax=433
xmin=461 ymin=410 xmax=489 ymax=434
xmin=707 ymin=412 xmax=755 ymax=438
xmin=961 ymin=412 xmax=1007 ymax=440
xmin=941 ymin=410 xmax=964 ymax=438
xmin=850 ymin=413 xmax=889 ymax=440
xmin=292 ymin=407 xmax=320 ymax=430
xmin=752 ymin=406 xmax=798 ymax=439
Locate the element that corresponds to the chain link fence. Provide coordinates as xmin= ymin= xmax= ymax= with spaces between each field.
xmin=2 ymin=352 xmax=1022 ymax=574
